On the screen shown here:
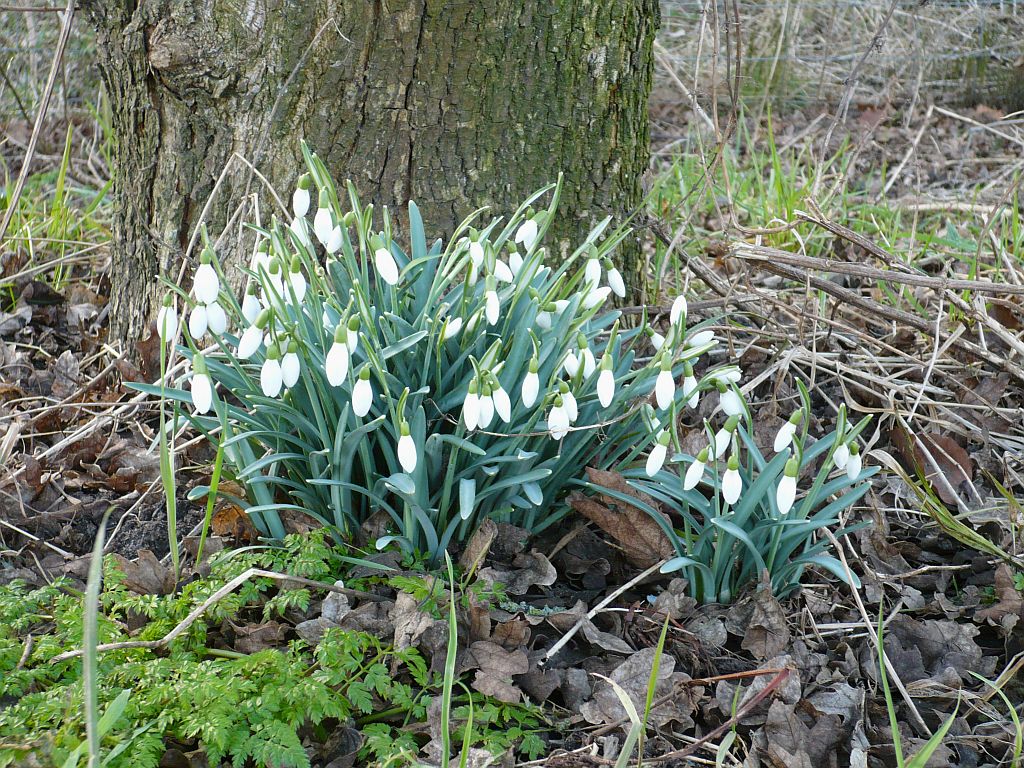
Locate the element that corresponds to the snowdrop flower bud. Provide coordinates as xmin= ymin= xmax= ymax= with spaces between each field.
xmin=190 ymin=354 xmax=213 ymax=415
xmin=509 ymin=250 xmax=524 ymax=277
xmin=683 ymin=448 xmax=709 ymax=490
xmin=261 ymin=348 xmax=284 ymax=398
xmin=655 ymin=357 xmax=675 ymax=411
xmin=292 ymin=174 xmax=311 ymax=218
xmin=463 ymin=380 xmax=481 ymax=430
xmin=242 ymin=285 xmax=261 ymax=325
xmin=478 ymin=382 xmax=495 ymax=428
xmin=346 ymin=315 xmax=360 ymax=354
xmin=485 ymin=278 xmax=500 ymax=326
xmin=206 ymin=301 xmax=227 ymax=336
xmin=682 ymin=364 xmax=699 ymax=409
xmin=515 ymin=216 xmax=539 ymax=251
xmin=584 ymin=257 xmax=601 ymax=287
xmin=373 ymin=238 xmax=400 ymax=286
xmin=777 ymin=456 xmax=799 ymax=515
xmin=563 ymin=350 xmax=580 ymax=378
xmin=492 ymin=383 xmax=512 ymax=423
xmin=325 ymin=326 xmax=349 ymax=387
xmin=521 ymin=359 xmax=540 ymax=408
xmin=718 ymin=383 xmax=744 ymax=417
xmin=282 ymin=341 xmax=300 ymax=388
xmin=289 ymin=217 xmax=313 ymax=251
xmin=536 ymin=305 xmax=553 ymax=331
xmin=713 ymin=416 xmax=740 ymax=459
xmin=288 ymin=256 xmax=307 ymax=303
xmin=156 ymin=296 xmax=177 ymax=344
xmin=646 ymin=326 xmax=666 ymax=351
xmin=397 ymin=422 xmax=417 ymax=473
xmin=580 ymin=342 xmax=596 ymax=378
xmin=193 ymin=249 xmax=220 ymax=305
xmin=833 ymin=441 xmax=850 ymax=469
xmin=605 ymin=259 xmax=626 ymax=298
xmin=670 ymin=295 xmax=687 ymax=326
xmin=846 ymin=444 xmax=863 ymax=480
xmin=469 ymin=240 xmax=485 ymax=268
xmin=774 ymin=411 xmax=803 ymax=453
xmin=584 ymin=286 xmax=611 ymax=310
xmin=442 ymin=316 xmax=463 ymax=340
xmin=237 ymin=309 xmax=269 ymax=360
xmin=548 ymin=397 xmax=570 ymax=440
xmin=722 ymin=454 xmax=742 ymax=506
xmin=188 ymin=304 xmax=209 ymax=339
xmin=325 ymin=225 xmax=343 ymax=254
xmin=685 ymin=329 xmax=716 ymax=349
xmin=597 ymin=356 xmax=615 ymax=408
xmin=562 ymin=388 xmax=578 ymax=423
xmin=711 ymin=367 xmax=742 ymax=385
xmin=352 ymin=367 xmax=373 ymax=417
xmin=494 ymin=259 xmax=514 ymax=284
xmin=646 ymin=430 xmax=671 ymax=477
xmin=313 ymin=191 xmax=333 ymax=245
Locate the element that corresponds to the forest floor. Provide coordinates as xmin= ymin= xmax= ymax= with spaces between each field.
xmin=2 ymin=5 xmax=1024 ymax=767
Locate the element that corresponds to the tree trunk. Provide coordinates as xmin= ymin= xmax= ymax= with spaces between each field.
xmin=83 ymin=0 xmax=659 ymax=345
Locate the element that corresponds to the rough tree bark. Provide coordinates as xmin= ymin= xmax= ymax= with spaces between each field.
xmin=82 ymin=0 xmax=660 ymax=344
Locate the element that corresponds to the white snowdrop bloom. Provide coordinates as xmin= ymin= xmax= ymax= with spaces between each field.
xmin=398 ymin=426 xmax=417 ymax=473
xmin=548 ymin=401 xmax=570 ymax=440
xmin=188 ymin=304 xmax=208 ymax=339
xmin=521 ymin=362 xmax=540 ymax=408
xmin=646 ymin=443 xmax=667 ymax=477
xmin=282 ymin=348 xmax=301 ymax=388
xmin=563 ymin=350 xmax=580 ymax=378
xmin=292 ymin=176 xmax=311 ymax=217
xmin=607 ymin=265 xmax=626 ymax=298
xmin=478 ymin=388 xmax=495 ymax=428
xmin=156 ymin=301 xmax=177 ymax=344
xmin=325 ymin=226 xmax=343 ymax=254
xmin=711 ymin=367 xmax=742 ymax=385
xmin=374 ymin=247 xmax=400 ymax=286
xmin=463 ymin=381 xmax=481 ymax=430
xmin=648 ymin=329 xmax=666 ymax=351
xmin=515 ymin=217 xmax=538 ymax=251
xmin=289 ymin=217 xmax=313 ymax=251
xmin=442 ymin=316 xmax=463 ymax=340
xmin=190 ymin=356 xmax=213 ymax=415
xmin=584 ymin=285 xmax=611 ymax=310
xmin=242 ymin=289 xmax=261 ymax=325
xmin=313 ymin=203 xmax=333 ymax=246
xmin=346 ymin=317 xmax=360 ymax=354
xmin=655 ymin=363 xmax=675 ymax=411
xmin=846 ymin=446 xmax=863 ymax=480
xmin=509 ymin=251 xmax=524 ymax=277
xmin=773 ymin=412 xmax=802 ymax=453
xmin=713 ymin=416 xmax=739 ymax=459
xmin=492 ymin=385 xmax=512 ymax=423
xmin=562 ymin=390 xmax=578 ymax=423
xmin=237 ymin=323 xmax=263 ymax=360
xmin=722 ymin=456 xmax=742 ymax=505
xmin=777 ymin=457 xmax=799 ymax=515
xmin=669 ymin=296 xmax=687 ymax=327
xmin=597 ymin=364 xmax=615 ymax=408
xmin=585 ymin=258 xmax=601 ymax=287
xmin=261 ymin=355 xmax=284 ymax=398
xmin=833 ymin=442 xmax=850 ymax=469
xmin=683 ymin=449 xmax=708 ymax=491
xmin=193 ymin=259 xmax=220 ymax=305
xmin=288 ymin=266 xmax=307 ymax=304
xmin=352 ymin=368 xmax=373 ymax=417
xmin=485 ymin=287 xmax=500 ymax=326
xmin=494 ymin=260 xmax=514 ymax=284
xmin=581 ymin=347 xmax=597 ymax=378
xmin=469 ymin=240 xmax=485 ymax=268
xmin=251 ymin=245 xmax=272 ymax=275
xmin=206 ymin=301 xmax=228 ymax=335
xmin=685 ymin=329 xmax=716 ymax=349
xmin=682 ymin=365 xmax=699 ymax=409
xmin=325 ymin=334 xmax=349 ymax=387
xmin=719 ymin=386 xmax=744 ymax=417
xmin=536 ymin=310 xmax=552 ymax=330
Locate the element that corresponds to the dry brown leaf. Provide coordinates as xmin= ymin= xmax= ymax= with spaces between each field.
xmin=468 ymin=641 xmax=530 ymax=703
xmin=477 ymin=551 xmax=556 ymax=595
xmin=111 ymin=549 xmax=175 ymax=595
xmin=974 ymin=564 xmax=1022 ymax=633
xmin=891 ymin=429 xmax=973 ymax=505
xmin=741 ymin=584 xmax=791 ymax=660
xmin=232 ymin=620 xmax=286 ymax=653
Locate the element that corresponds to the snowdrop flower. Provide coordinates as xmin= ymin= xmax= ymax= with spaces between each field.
xmin=478 ymin=383 xmax=495 ymax=429
xmin=156 ymin=297 xmax=177 ymax=344
xmin=777 ymin=456 xmax=799 ymax=515
xmin=188 ymin=304 xmax=208 ymax=339
xmin=682 ymin=364 xmax=699 ymax=409
xmin=685 ymin=329 xmax=716 ymax=349
xmin=281 ymin=342 xmax=300 ymax=388
xmin=773 ymin=411 xmax=803 ymax=453
xmin=469 ymin=239 xmax=485 ymax=268
xmin=583 ymin=285 xmax=611 ymax=310
xmin=442 ymin=316 xmax=463 ymax=340
xmin=562 ymin=388 xmax=578 ymax=423
xmin=509 ymin=250 xmax=524 ymax=277
xmin=292 ymin=174 xmax=311 ymax=218
xmin=655 ymin=358 xmax=675 ymax=411
xmin=718 ymin=383 xmax=744 ymax=418
xmin=492 ymin=382 xmax=512 ymax=423
xmin=521 ymin=359 xmax=540 ymax=408
xmin=605 ymin=259 xmax=626 ymax=298
xmin=374 ymin=245 xmax=400 ymax=286
xmin=325 ymin=326 xmax=349 ymax=387
xmin=237 ymin=310 xmax=268 ymax=360
xmin=287 ymin=257 xmax=307 ymax=303
xmin=683 ymin=448 xmax=709 ymax=490
xmin=289 ymin=217 xmax=313 ymax=251
xmin=833 ymin=442 xmax=850 ymax=469
xmin=265 ymin=258 xmax=285 ymax=297
xmin=646 ymin=327 xmax=666 ymax=351
xmin=463 ymin=379 xmax=481 ymax=430
xmin=646 ymin=430 xmax=671 ymax=477
xmin=563 ymin=350 xmax=580 ymax=378
xmin=515 ymin=216 xmax=539 ymax=251
xmin=206 ymin=301 xmax=228 ymax=336
xmin=313 ymin=191 xmax=334 ymax=245
xmin=580 ymin=343 xmax=597 ymax=378
xmin=261 ymin=349 xmax=284 ymax=398
xmin=352 ymin=367 xmax=373 ymax=417
xmin=711 ymin=367 xmax=742 ymax=385
xmin=846 ymin=444 xmax=863 ymax=480
xmin=670 ymin=295 xmax=687 ymax=326
xmin=251 ymin=242 xmax=272 ymax=275
xmin=346 ymin=315 xmax=360 ymax=354
xmin=325 ymin=226 xmax=343 ymax=255
xmin=548 ymin=397 xmax=570 ymax=440
xmin=597 ymin=356 xmax=615 ymax=408
xmin=242 ymin=285 xmax=261 ymax=325
xmin=494 ymin=259 xmax=514 ymax=284
xmin=190 ymin=355 xmax=213 ymax=415
xmin=722 ymin=454 xmax=742 ymax=506
xmin=585 ymin=257 xmax=601 ymax=287
xmin=397 ymin=422 xmax=417 ymax=473
xmin=713 ymin=416 xmax=740 ymax=459
xmin=485 ymin=278 xmax=500 ymax=326
xmin=193 ymin=250 xmax=220 ymax=305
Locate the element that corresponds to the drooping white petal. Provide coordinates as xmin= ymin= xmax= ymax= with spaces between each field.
xmin=655 ymin=370 xmax=675 ymax=410
xmin=442 ymin=317 xmax=463 ymax=340
xmin=493 ymin=387 xmax=512 ymax=423
xmin=346 ymin=328 xmax=359 ymax=354
xmin=485 ymin=290 xmax=500 ymax=325
xmin=521 ymin=372 xmax=539 ymax=408
xmin=289 ymin=271 xmax=307 ymax=303
xmin=191 ymin=373 xmax=213 ymax=414
xmin=722 ymin=468 xmax=742 ymax=505
xmin=650 ymin=331 xmax=666 ymax=350
xmin=646 ymin=444 xmax=667 ymax=477
xmin=463 ymin=391 xmax=480 ymax=430
xmin=584 ymin=258 xmax=601 ymax=287
xmin=720 ymin=388 xmax=744 ymax=417
xmin=188 ymin=305 xmax=209 ymax=339
xmin=206 ymin=302 xmax=227 ymax=335
xmin=494 ymin=260 xmax=514 ymax=283
xmin=846 ymin=452 xmax=863 ymax=480
xmin=509 ymin=252 xmax=524 ymax=276
xmin=374 ymin=247 xmax=400 ymax=286
xmin=562 ymin=391 xmax=578 ymax=423
xmin=777 ymin=474 xmax=797 ymax=515
xmin=469 ymin=241 xmax=485 ymax=267
xmin=325 ymin=342 xmax=349 ymax=386
xmin=597 ymin=369 xmax=614 ymax=407
xmin=237 ymin=324 xmax=263 ymax=360
xmin=156 ymin=306 xmax=177 ymax=343
xmin=314 ymin=207 xmax=333 ymax=245
xmin=685 ymin=329 xmax=716 ymax=349
xmin=581 ymin=348 xmax=596 ymax=378
xmin=584 ymin=286 xmax=611 ymax=310
xmin=325 ymin=226 xmax=344 ymax=254
xmin=682 ymin=375 xmax=699 ymax=409
xmin=292 ymin=187 xmax=310 ymax=218
xmin=683 ymin=459 xmax=705 ymax=490
xmin=713 ymin=428 xmax=732 ymax=459
xmin=242 ymin=293 xmax=261 ymax=325
xmin=398 ymin=434 xmax=418 ymax=473
xmin=548 ymin=405 xmax=570 ymax=440
xmin=563 ymin=351 xmax=580 ymax=378
xmin=261 ymin=359 xmax=284 ymax=398
xmin=352 ymin=377 xmax=373 ymax=417
xmin=607 ymin=267 xmax=626 ymax=298
xmin=290 ymin=217 xmax=314 ymax=251
xmin=515 ymin=218 xmax=538 ymax=251
xmin=670 ymin=295 xmax=688 ymax=326
xmin=773 ymin=422 xmax=797 ymax=453
xmin=536 ymin=311 xmax=552 ymax=330
xmin=833 ymin=443 xmax=850 ymax=469
xmin=193 ymin=263 xmax=219 ymax=305
xmin=281 ymin=352 xmax=301 ymax=388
